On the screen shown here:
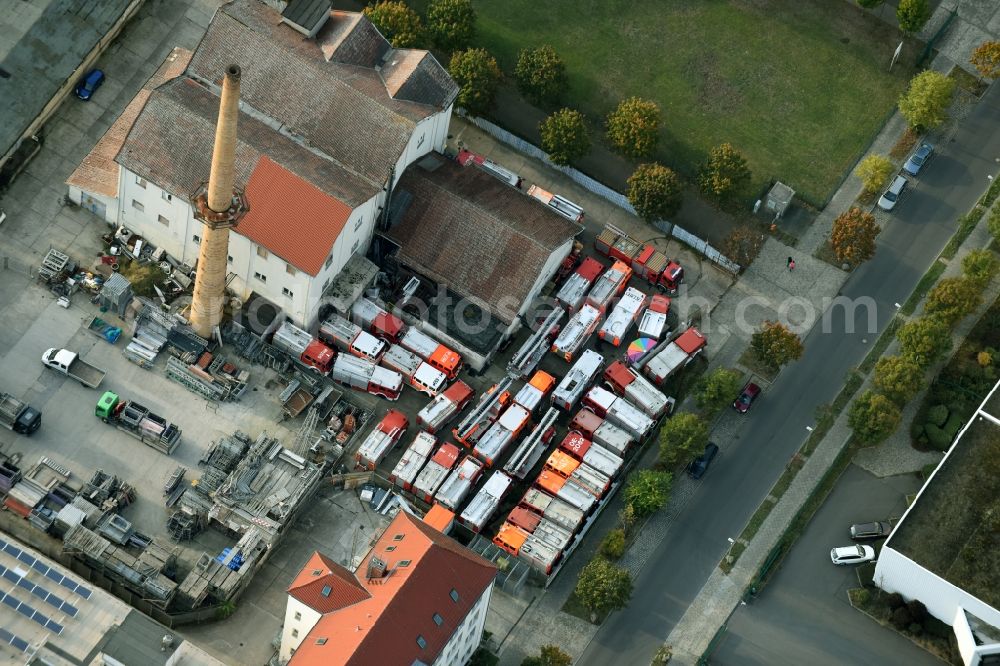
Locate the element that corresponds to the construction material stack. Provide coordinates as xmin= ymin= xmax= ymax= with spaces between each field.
xmin=551 ymin=305 xmax=601 ymax=362
xmin=381 ymin=345 xmax=447 ymax=396
xmin=389 ymin=432 xmax=436 ymax=490
xmin=96 ymin=391 xmax=182 ymax=454
xmin=355 ymin=410 xmax=408 ymax=470
xmin=434 ymin=455 xmax=484 ymax=511
xmin=555 ymin=257 xmax=605 ymax=312
xmin=598 ymin=286 xmax=647 ymax=346
xmin=643 ymin=327 xmax=707 ymax=385
xmin=603 ymin=361 xmax=673 ymax=418
xmin=552 ymin=349 xmax=604 ymax=411
xmin=331 ymin=355 xmax=403 ymax=400
xmin=416 ymin=381 xmax=474 ymax=433
xmin=459 ymin=471 xmax=513 ymax=532
xmin=413 ymin=442 xmax=461 ymax=503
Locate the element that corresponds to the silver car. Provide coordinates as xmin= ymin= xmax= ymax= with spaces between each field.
xmin=830 ymin=545 xmax=875 ymax=565
xmin=903 ymin=142 xmax=934 ymax=176
xmin=877 ymin=174 xmax=908 ymax=211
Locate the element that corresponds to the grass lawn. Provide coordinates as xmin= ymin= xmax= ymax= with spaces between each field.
xmin=439 ymin=0 xmax=919 ymax=205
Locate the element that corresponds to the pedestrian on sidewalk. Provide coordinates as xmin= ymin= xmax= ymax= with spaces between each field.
xmin=787 ymin=257 xmax=796 ymax=271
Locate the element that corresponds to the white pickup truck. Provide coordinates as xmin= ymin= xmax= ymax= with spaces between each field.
xmin=41 ymin=348 xmax=106 ymax=388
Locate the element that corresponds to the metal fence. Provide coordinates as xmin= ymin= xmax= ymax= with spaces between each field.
xmin=2 ymin=255 xmax=35 ymax=278
xmin=465 ymin=114 xmax=741 ymax=274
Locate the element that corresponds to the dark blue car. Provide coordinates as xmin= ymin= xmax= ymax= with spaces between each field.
xmin=74 ymin=69 xmax=105 ymax=101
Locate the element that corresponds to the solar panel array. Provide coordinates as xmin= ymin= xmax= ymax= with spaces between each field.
xmin=0 ymin=588 xmax=63 ymax=634
xmin=0 ymin=536 xmax=91 ymax=599
xmin=0 ymin=564 xmax=78 ymax=617
xmin=0 ymin=628 xmax=29 ymax=653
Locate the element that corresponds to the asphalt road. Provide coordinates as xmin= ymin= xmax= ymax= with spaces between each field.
xmin=712 ymin=464 xmax=938 ymax=665
xmin=578 ymin=83 xmax=1000 ymax=666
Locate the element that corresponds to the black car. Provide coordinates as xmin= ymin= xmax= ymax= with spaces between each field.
xmin=850 ymin=521 xmax=892 ymax=540
xmin=687 ymin=442 xmax=719 ymax=479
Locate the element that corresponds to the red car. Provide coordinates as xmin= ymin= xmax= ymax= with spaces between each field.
xmin=733 ymin=382 xmax=761 ymax=413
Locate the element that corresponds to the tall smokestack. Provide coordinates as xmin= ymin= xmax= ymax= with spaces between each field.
xmin=189 ymin=64 xmax=249 ymax=339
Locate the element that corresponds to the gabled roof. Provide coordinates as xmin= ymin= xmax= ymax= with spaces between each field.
xmin=289 ymin=552 xmax=370 ymax=614
xmin=387 ymin=157 xmax=583 ymax=324
xmin=318 ymin=11 xmax=390 ymax=67
xmin=67 ymin=48 xmax=192 ymax=197
xmin=289 ymin=511 xmax=496 ymax=666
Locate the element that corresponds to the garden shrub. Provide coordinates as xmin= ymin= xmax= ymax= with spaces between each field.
xmin=942 ymin=413 xmax=965 ymax=439
xmin=908 ymin=622 xmax=923 ymax=635
xmin=924 ymin=423 xmax=951 ymax=450
xmin=906 ymin=599 xmax=929 ymax=623
xmin=891 ymin=606 xmax=913 ymax=630
xmin=910 ymin=422 xmax=925 ymax=440
xmin=886 ymin=592 xmax=905 ymax=609
xmin=600 ymin=528 xmax=626 ymax=559
xmin=924 ymin=616 xmax=952 ymax=638
xmin=927 ymin=404 xmax=948 ymax=427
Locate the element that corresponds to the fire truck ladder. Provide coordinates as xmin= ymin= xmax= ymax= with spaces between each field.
xmin=507 ymin=308 xmax=564 ymax=380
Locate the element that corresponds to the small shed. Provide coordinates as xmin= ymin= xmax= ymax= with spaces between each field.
xmin=100 ymin=273 xmax=134 ymax=317
xmin=765 ymin=181 xmax=795 ymax=219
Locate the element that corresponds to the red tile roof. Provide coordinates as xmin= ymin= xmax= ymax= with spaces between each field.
xmin=289 ymin=552 xmax=370 ymax=614
xmin=289 ymin=511 xmax=496 ymax=666
xmin=239 ymin=156 xmax=352 ymax=276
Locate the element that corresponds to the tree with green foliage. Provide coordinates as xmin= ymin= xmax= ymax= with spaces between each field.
xmin=873 ymin=355 xmax=924 ymax=405
xmin=626 ymin=162 xmax=683 ymax=222
xmin=699 ymin=143 xmax=751 ymax=204
xmin=855 ymin=154 xmax=895 ymax=194
xmin=849 ymin=390 xmax=901 ymax=444
xmin=659 ymin=412 xmax=709 ymax=467
xmin=539 ymin=108 xmax=591 ymax=166
xmin=575 ymin=557 xmax=633 ymax=619
xmin=722 ymin=224 xmax=764 ymax=268
xmin=448 ymin=48 xmax=501 ymax=116
xmin=897 ymin=0 xmax=932 ymax=35
xmin=925 ymin=277 xmax=981 ymax=324
xmin=897 ymin=316 xmax=951 ymax=367
xmin=470 ymin=647 xmax=500 ymax=666
xmin=623 ymin=469 xmax=672 ymax=517
xmin=426 ymin=0 xmax=475 ymax=52
xmin=605 ymin=97 xmax=661 ymax=158
xmin=694 ymin=368 xmax=744 ymax=416
xmin=521 ymin=645 xmax=572 ymax=666
xmin=898 ymin=71 xmax=956 ymax=131
xmin=514 ymin=45 xmax=568 ymax=106
xmin=962 ymin=248 xmax=1000 ymax=286
xmin=751 ymin=321 xmax=804 ymax=371
xmin=363 ymin=1 xmax=424 ymax=48
xmin=830 ymin=207 xmax=880 ymax=265
xmin=599 ymin=528 xmax=627 ymax=560
xmin=970 ymin=41 xmax=1000 ymax=80
xmin=989 ymin=207 xmax=1000 ymax=245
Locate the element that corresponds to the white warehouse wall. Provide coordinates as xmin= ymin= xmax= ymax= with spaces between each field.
xmin=278 ymin=596 xmax=322 ymax=664
xmin=432 ymin=583 xmax=492 ymax=666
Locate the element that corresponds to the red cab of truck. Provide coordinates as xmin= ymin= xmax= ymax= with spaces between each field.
xmin=633 ymin=244 xmax=684 ymax=293
xmin=301 ymin=340 xmax=335 ymax=374
xmin=372 ymin=311 xmax=404 ymax=344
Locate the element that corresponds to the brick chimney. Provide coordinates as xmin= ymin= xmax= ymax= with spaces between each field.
xmin=188 ymin=64 xmax=249 ymax=339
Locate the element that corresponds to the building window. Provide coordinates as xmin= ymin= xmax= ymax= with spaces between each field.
xmin=227 ymin=255 xmax=233 ymax=263
xmin=433 ymin=613 xmax=443 ymax=626
xmin=257 ymin=246 xmax=268 ymax=259
xmin=192 ymin=234 xmax=201 ymax=244
xmin=294 ymin=611 xmax=301 ymax=621
xmin=135 ymin=176 xmax=147 ymax=188
xmin=286 ymin=263 xmax=297 ymax=276
xmin=282 ymin=287 xmax=294 ymax=298
xmin=131 ymin=199 xmax=144 ymax=212
xmin=291 ymin=629 xmax=298 ymax=638
xmin=416 ymin=635 xmax=427 ymax=649
xmin=254 ymin=272 xmax=266 ymax=283
xmin=161 ymin=191 xmax=172 ymax=202
xmin=354 ymin=217 xmax=363 ymax=231
xmin=322 ymin=278 xmax=331 ymax=293
xmin=157 ymin=214 xmax=169 ymax=226
xmin=450 ymin=589 xmax=459 ymax=603
xmin=351 ymin=239 xmax=360 ymax=254
xmin=325 ymin=255 xmax=333 ymax=270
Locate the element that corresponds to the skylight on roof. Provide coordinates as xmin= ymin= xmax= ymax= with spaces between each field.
xmin=433 ymin=613 xmax=443 ymax=626
xmin=321 ymin=585 xmax=332 ymax=597
xmin=312 ymin=569 xmax=322 ymax=576
xmin=393 ymin=534 xmax=405 ymax=541
xmin=416 ymin=635 xmax=427 ymax=649
xmin=316 ymin=637 xmax=328 ymax=645
xmin=449 ymin=589 xmax=459 ymax=602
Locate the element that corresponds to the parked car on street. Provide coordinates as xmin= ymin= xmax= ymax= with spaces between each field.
xmin=877 ymin=174 xmax=908 ymax=211
xmin=74 ymin=69 xmax=105 ymax=100
xmin=850 ymin=521 xmax=892 ymax=540
xmin=733 ymin=381 xmax=760 ymax=414
xmin=687 ymin=442 xmax=719 ymax=479
xmin=903 ymin=142 xmax=934 ymax=176
xmin=830 ymin=544 xmax=876 ymax=565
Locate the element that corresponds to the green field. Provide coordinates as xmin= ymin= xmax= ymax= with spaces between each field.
xmin=446 ymin=0 xmax=919 ymax=205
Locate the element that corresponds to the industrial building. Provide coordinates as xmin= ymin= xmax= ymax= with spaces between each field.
xmin=875 ymin=379 xmax=1000 ymax=666
xmin=67 ymin=0 xmax=458 ymax=327
xmin=279 ymin=510 xmax=496 ymax=666
xmin=0 ymin=532 xmax=225 ymax=665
